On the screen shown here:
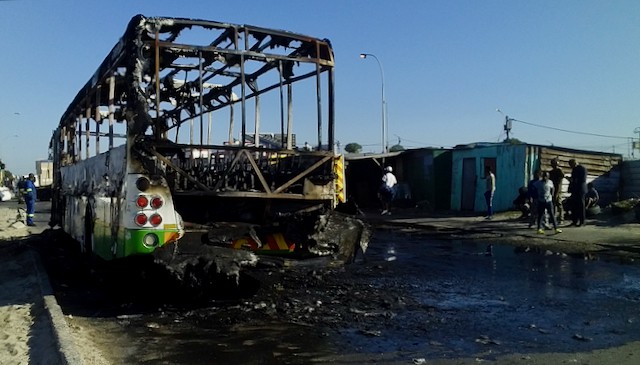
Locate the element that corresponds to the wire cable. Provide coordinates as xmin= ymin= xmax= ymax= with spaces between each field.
xmin=511 ymin=118 xmax=629 ymax=140
xmin=393 ymin=136 xmax=454 ymax=148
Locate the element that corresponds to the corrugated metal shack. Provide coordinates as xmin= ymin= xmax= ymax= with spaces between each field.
xmin=344 ymin=152 xmax=402 ymax=209
xmin=344 ymin=143 xmax=622 ymax=214
xmin=401 ymin=148 xmax=452 ymax=210
xmin=450 ymin=143 xmax=529 ymax=213
xmin=539 ymin=146 xmax=622 ymax=205
xmin=450 ymin=143 xmax=622 ymax=213
xmin=344 ymin=148 xmax=452 ymax=210
xmin=621 ymin=160 xmax=640 ymax=200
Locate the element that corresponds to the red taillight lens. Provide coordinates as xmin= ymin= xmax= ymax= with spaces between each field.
xmin=150 ymin=196 xmax=163 ymax=209
xmin=149 ymin=214 xmax=163 ymax=227
xmin=135 ymin=213 xmax=148 ymax=226
xmin=136 ymin=195 xmax=149 ymax=208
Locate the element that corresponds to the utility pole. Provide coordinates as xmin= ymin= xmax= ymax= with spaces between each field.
xmin=633 ymin=127 xmax=640 ymax=159
xmin=504 ymin=115 xmax=512 ymax=140
xmin=496 ymin=109 xmax=513 ymax=141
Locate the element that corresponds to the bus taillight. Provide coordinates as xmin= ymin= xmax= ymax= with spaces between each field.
xmin=149 ymin=214 xmax=163 ymax=227
xmin=136 ymin=195 xmax=149 ymax=208
xmin=135 ymin=213 xmax=148 ymax=226
xmin=150 ymin=196 xmax=163 ymax=209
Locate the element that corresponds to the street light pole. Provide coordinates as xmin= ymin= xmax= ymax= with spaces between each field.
xmin=360 ymin=53 xmax=387 ymax=153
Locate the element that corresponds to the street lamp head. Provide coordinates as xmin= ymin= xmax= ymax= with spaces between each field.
xmin=359 ymin=53 xmax=367 ymax=59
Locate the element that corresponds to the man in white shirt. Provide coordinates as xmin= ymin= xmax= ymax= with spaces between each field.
xmin=534 ymin=171 xmax=562 ymax=234
xmin=484 ymin=166 xmax=495 ymax=219
xmin=380 ymin=166 xmax=397 ymax=215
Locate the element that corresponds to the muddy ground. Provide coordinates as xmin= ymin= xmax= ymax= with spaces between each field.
xmin=25 ymin=208 xmax=640 ymax=364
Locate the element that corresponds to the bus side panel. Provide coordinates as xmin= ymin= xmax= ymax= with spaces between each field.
xmin=93 ymin=196 xmax=114 ymax=259
xmin=60 ymin=146 xmax=127 ymax=259
xmin=63 ymin=195 xmax=88 ymax=249
xmin=92 ymin=148 xmax=127 ymax=259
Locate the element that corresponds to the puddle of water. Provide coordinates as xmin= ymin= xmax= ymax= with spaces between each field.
xmin=341 ymin=232 xmax=640 ymax=357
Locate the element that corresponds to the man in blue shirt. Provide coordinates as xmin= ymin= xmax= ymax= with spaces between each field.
xmin=23 ymin=173 xmax=37 ymax=226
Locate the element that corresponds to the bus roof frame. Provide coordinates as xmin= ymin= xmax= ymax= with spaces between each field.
xmin=58 ymin=14 xmax=336 ymax=150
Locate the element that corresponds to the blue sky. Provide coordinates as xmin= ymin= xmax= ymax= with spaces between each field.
xmin=0 ymin=0 xmax=639 ymax=175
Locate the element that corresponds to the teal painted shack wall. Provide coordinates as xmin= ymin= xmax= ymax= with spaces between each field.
xmin=450 ymin=143 xmax=537 ymax=213
xmin=402 ymin=148 xmax=452 ymax=210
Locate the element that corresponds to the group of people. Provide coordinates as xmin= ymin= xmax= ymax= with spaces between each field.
xmin=512 ymin=158 xmax=596 ymax=233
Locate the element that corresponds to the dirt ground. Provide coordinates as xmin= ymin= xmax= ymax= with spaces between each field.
xmin=2 ymin=202 xmax=640 ymax=364
xmin=0 ymin=203 xmax=62 ymax=365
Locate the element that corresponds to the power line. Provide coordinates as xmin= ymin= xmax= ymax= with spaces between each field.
xmin=511 ymin=118 xmax=629 ymax=140
xmin=393 ymin=136 xmax=453 ymax=148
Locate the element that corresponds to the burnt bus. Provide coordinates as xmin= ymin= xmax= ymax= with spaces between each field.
xmin=50 ymin=15 xmax=366 ymax=281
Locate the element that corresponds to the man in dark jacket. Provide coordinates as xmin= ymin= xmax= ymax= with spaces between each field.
xmin=568 ymin=159 xmax=587 ymax=226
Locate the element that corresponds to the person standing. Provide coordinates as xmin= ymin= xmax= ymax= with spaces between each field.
xmin=17 ymin=176 xmax=26 ymax=204
xmin=534 ymin=171 xmax=562 ymax=234
xmin=483 ymin=166 xmax=496 ymax=219
xmin=23 ymin=173 xmax=37 ymax=226
xmin=568 ymin=159 xmax=587 ymax=226
xmin=379 ymin=166 xmax=397 ymax=215
xmin=527 ymin=170 xmax=541 ymax=228
xmin=548 ymin=158 xmax=565 ymax=224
